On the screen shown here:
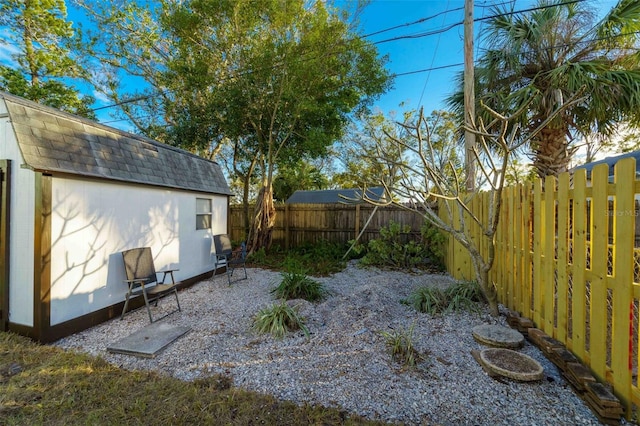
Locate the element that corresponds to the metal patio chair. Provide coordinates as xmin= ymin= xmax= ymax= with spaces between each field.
xmin=213 ymin=234 xmax=248 ymax=285
xmin=120 ymin=247 xmax=181 ymax=322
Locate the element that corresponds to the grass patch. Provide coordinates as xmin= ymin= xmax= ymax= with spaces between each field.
xmin=253 ymin=301 xmax=309 ymax=338
xmin=405 ymin=281 xmax=484 ymax=314
xmin=0 ymin=332 xmax=381 ymax=425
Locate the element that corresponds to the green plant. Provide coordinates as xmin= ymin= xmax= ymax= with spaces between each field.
xmin=247 ymin=241 xmax=347 ymax=276
xmin=359 ymin=220 xmax=445 ymax=270
xmin=380 ymin=324 xmax=423 ymax=369
xmin=444 ymin=281 xmax=484 ymax=313
xmin=273 ymin=275 xmax=327 ymax=302
xmin=419 ymin=220 xmax=446 ymax=269
xmin=405 ymin=287 xmax=450 ymax=314
xmin=406 ymin=281 xmax=485 ymax=314
xmin=253 ymin=301 xmax=309 ymax=338
xmin=272 ymin=259 xmax=328 ymax=302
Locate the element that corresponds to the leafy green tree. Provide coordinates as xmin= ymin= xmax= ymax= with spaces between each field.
xmin=449 ymin=0 xmax=640 ymax=178
xmin=0 ymin=0 xmax=94 ymax=117
xmin=273 ymin=160 xmax=329 ymax=203
xmin=79 ymin=0 xmax=390 ymax=251
xmin=332 ymin=111 xmax=400 ymax=189
xmin=504 ymin=157 xmax=537 ymax=186
xmin=164 ymin=0 xmax=390 ymax=252
xmin=335 ymin=110 xmax=462 ymax=191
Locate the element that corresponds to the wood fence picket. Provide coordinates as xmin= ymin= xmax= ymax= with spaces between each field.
xmin=440 ymin=158 xmax=640 ymax=416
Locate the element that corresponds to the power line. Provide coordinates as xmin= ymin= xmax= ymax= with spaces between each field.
xmin=418 ymin=0 xmax=452 ymax=107
xmin=394 ymin=62 xmax=464 ymax=77
xmin=90 ymin=0 xmax=592 ymax=116
xmin=363 ymin=0 xmax=521 ymax=39
xmin=363 ymin=5 xmax=465 ymax=38
xmin=372 ymin=0 xmax=587 ymax=45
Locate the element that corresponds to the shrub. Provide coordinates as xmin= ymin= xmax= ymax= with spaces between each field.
xmin=358 ymin=220 xmax=445 ymax=270
xmin=252 ymin=301 xmax=309 ymax=338
xmin=380 ymin=324 xmax=424 ymax=369
xmin=419 ymin=220 xmax=446 ymax=270
xmin=272 ymin=259 xmax=328 ymax=301
xmin=247 ymin=241 xmax=346 ymax=276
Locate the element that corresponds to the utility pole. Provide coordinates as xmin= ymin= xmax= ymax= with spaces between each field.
xmin=464 ymin=0 xmax=475 ymax=191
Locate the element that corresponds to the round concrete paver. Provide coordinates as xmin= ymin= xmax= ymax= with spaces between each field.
xmin=479 ymin=348 xmax=544 ymax=381
xmin=472 ymin=324 xmax=524 ymax=349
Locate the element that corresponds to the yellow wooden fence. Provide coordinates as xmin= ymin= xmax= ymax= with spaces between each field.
xmin=442 ymin=157 xmax=640 ymax=416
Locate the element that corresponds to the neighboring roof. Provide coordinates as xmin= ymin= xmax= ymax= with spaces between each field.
xmin=0 ymin=91 xmax=232 ymax=195
xmin=573 ymin=151 xmax=640 ymax=179
xmin=286 ymin=187 xmax=385 ymax=204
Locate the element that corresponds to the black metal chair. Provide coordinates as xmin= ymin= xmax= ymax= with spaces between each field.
xmin=120 ymin=247 xmax=181 ymax=322
xmin=213 ymin=234 xmax=247 ymax=285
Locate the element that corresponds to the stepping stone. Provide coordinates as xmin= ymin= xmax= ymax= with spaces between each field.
xmin=472 ymin=324 xmax=524 ymax=349
xmin=478 ymin=348 xmax=544 ymax=381
xmin=107 ymin=322 xmax=191 ymax=358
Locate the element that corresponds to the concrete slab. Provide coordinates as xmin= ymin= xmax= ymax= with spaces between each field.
xmin=107 ymin=322 xmax=191 ymax=358
xmin=472 ymin=324 xmax=524 ymax=349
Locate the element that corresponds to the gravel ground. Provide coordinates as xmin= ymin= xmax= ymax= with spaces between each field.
xmin=53 ymin=262 xmax=618 ymax=425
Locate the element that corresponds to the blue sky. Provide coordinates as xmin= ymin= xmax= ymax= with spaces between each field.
xmin=0 ymin=0 xmax=625 ymax=131
xmin=353 ymin=0 xmax=621 ymax=117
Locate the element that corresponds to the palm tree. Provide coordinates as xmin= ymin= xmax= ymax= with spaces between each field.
xmin=449 ymin=0 xmax=640 ymax=177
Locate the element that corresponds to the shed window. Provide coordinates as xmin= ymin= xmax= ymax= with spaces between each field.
xmin=196 ymin=198 xmax=212 ymax=230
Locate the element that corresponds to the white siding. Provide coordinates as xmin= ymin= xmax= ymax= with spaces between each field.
xmin=0 ymin=109 xmax=36 ymax=327
xmin=49 ymin=177 xmax=227 ymax=325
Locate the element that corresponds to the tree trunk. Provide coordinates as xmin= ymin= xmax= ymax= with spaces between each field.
xmin=468 ymin=246 xmax=499 ymax=316
xmin=532 ymin=125 xmax=570 ymax=178
xmin=247 ymin=183 xmax=276 ymax=254
xmin=242 ymin=174 xmax=251 ymax=239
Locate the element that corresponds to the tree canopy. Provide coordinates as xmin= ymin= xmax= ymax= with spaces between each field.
xmin=79 ymin=0 xmax=391 ymax=249
xmin=0 ymin=0 xmax=94 ymax=117
xmin=448 ymin=0 xmax=640 ymax=177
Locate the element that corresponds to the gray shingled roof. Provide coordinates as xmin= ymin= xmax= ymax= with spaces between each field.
xmin=573 ymin=150 xmax=640 ymax=180
xmin=1 ymin=91 xmax=232 ymax=195
xmin=286 ymin=187 xmax=385 ymax=204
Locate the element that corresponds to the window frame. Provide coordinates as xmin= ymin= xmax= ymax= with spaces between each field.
xmin=195 ymin=198 xmax=212 ymax=230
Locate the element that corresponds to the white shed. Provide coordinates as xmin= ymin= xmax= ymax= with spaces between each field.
xmin=0 ymin=92 xmax=233 ymax=342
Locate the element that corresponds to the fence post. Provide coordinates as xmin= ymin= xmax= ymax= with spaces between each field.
xmin=556 ymin=173 xmax=570 ymax=343
xmin=284 ymin=204 xmax=290 ymax=250
xmin=543 ymin=176 xmax=556 ymax=334
xmin=533 ymin=178 xmax=543 ymax=328
xmin=571 ymin=169 xmax=587 ymax=362
xmin=590 ymin=163 xmax=609 ymax=382
xmin=611 ymin=158 xmax=635 ymax=415
xmin=355 ymin=204 xmax=360 ymax=240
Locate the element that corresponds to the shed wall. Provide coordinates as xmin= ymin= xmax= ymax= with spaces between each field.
xmin=49 ymin=176 xmax=227 ymax=325
xmin=0 ymin=110 xmax=35 ymax=327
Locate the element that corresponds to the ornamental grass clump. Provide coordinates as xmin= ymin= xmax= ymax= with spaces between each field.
xmin=380 ymin=324 xmax=424 ymax=369
xmin=252 ymin=301 xmax=309 ymax=338
xmin=405 ymin=287 xmax=449 ymax=315
xmin=271 ymin=260 xmax=328 ymax=302
xmin=406 ymin=281 xmax=484 ymax=314
xmin=444 ymin=280 xmax=484 ymax=313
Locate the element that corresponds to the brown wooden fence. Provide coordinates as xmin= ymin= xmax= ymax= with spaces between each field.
xmin=441 ymin=157 xmax=640 ymax=417
xmin=229 ymin=203 xmax=426 ymax=249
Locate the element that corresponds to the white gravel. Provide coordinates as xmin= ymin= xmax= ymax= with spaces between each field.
xmin=53 ymin=261 xmax=614 ymax=425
